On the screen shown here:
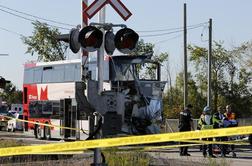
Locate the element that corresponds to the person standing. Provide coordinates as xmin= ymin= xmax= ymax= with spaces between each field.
xmin=213 ymin=106 xmax=226 ymax=157
xmin=198 ymin=106 xmax=216 ymax=158
xmin=179 ymin=104 xmax=194 ymax=156
xmin=223 ymin=104 xmax=237 ymax=157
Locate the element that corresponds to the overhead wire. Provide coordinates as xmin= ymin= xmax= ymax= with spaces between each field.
xmin=140 ymin=24 xmax=204 ymax=38
xmin=154 ymin=34 xmax=183 ymax=45
xmin=0 ymin=4 xmax=75 ymax=27
xmin=0 ymin=26 xmax=24 ymax=37
xmin=137 ymin=22 xmax=207 ymax=33
xmin=0 ymin=8 xmax=71 ymax=30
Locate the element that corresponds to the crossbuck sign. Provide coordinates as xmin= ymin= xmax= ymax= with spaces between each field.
xmin=85 ymin=0 xmax=132 ymax=21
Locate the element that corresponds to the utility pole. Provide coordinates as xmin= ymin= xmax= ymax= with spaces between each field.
xmin=207 ymin=18 xmax=212 ymax=107
xmin=183 ymin=3 xmax=188 ymax=108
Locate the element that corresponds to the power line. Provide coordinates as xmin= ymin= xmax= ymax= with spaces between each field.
xmin=137 ymin=22 xmax=207 ymax=33
xmin=0 ymin=4 xmax=75 ymax=27
xmin=0 ymin=26 xmax=24 ymax=37
xmin=154 ymin=34 xmax=183 ymax=44
xmin=0 ymin=8 xmax=71 ymax=30
xmin=140 ymin=24 xmax=203 ymax=38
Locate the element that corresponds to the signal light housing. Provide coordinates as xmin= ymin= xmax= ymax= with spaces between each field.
xmin=114 ymin=28 xmax=139 ymax=54
xmin=69 ymin=29 xmax=81 ymax=53
xmin=57 ymin=25 xmax=139 ymax=55
xmin=78 ymin=26 xmax=103 ymax=52
xmin=105 ymin=31 xmax=115 ymax=55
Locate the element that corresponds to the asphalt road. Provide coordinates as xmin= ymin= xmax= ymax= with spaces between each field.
xmin=148 ymin=146 xmax=252 ymax=166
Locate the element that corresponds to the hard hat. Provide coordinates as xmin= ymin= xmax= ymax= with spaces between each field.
xmin=203 ymin=106 xmax=211 ymax=114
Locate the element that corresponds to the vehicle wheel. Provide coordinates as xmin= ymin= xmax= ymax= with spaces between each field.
xmin=35 ymin=125 xmax=42 ymax=139
xmin=232 ymin=152 xmax=237 ymax=158
xmin=11 ymin=126 xmax=15 ymax=132
xmin=249 ymin=134 xmax=252 ymax=145
xmin=44 ymin=126 xmax=51 ymax=140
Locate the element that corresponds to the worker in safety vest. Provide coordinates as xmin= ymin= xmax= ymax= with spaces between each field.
xmin=198 ymin=106 xmax=216 ymax=158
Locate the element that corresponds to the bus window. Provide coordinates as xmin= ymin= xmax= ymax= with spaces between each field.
xmin=24 ymin=68 xmax=34 ymax=84
xmin=53 ymin=65 xmax=64 ymax=82
xmin=64 ymin=64 xmax=75 ymax=82
xmin=51 ymin=101 xmax=60 ymax=119
xmin=74 ymin=64 xmax=81 ymax=81
xmin=42 ymin=102 xmax=53 ymax=115
xmin=42 ymin=66 xmax=54 ymax=83
xmin=29 ymin=102 xmax=42 ymax=118
xmin=34 ymin=67 xmax=42 ymax=83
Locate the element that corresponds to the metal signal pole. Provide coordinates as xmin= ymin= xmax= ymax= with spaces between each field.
xmin=93 ymin=6 xmax=106 ymax=166
xmin=207 ymin=18 xmax=212 ymax=107
xmin=82 ymin=0 xmax=89 ymax=78
xmin=183 ymin=3 xmax=188 ymax=108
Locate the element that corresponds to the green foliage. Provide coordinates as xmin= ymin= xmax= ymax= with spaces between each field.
xmin=164 ymin=40 xmax=252 ymax=118
xmin=164 ymin=72 xmax=205 ymax=118
xmin=0 ymin=82 xmax=22 ymax=106
xmin=22 ymin=21 xmax=68 ymax=62
xmin=132 ymin=39 xmax=169 ymax=79
xmin=130 ymin=39 xmax=154 ymax=56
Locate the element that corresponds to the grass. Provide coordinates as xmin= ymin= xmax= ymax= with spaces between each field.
xmin=207 ymin=158 xmax=230 ymax=166
xmin=103 ymin=148 xmax=150 ymax=166
xmin=0 ymin=139 xmax=26 ymax=148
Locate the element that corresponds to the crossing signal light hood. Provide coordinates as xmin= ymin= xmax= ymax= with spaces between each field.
xmin=78 ymin=26 xmax=103 ymax=52
xmin=114 ymin=28 xmax=139 ymax=54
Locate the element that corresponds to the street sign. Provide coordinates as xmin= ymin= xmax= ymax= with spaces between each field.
xmin=85 ymin=0 xmax=132 ymax=21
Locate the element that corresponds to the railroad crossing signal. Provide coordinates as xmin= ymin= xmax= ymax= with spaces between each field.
xmin=85 ymin=0 xmax=132 ymax=21
xmin=57 ymin=25 xmax=139 ymax=55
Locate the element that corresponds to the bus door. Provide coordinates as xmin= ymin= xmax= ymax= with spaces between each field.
xmin=60 ymin=98 xmax=76 ymax=139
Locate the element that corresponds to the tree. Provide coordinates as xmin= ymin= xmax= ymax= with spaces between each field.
xmin=130 ymin=39 xmax=154 ymax=56
xmin=188 ymin=41 xmax=252 ymax=117
xmin=0 ymin=82 xmax=22 ymax=106
xmin=132 ymin=39 xmax=169 ymax=79
xmin=164 ymin=71 xmax=205 ymax=118
xmin=22 ymin=21 xmax=68 ymax=62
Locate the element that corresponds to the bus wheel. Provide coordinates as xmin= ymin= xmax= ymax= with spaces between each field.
xmin=11 ymin=125 xmax=15 ymax=132
xmin=35 ymin=125 xmax=42 ymax=139
xmin=249 ymin=134 xmax=252 ymax=145
xmin=44 ymin=126 xmax=51 ymax=140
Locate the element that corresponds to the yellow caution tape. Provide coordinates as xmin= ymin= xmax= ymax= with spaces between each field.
xmin=179 ymin=139 xmax=249 ymax=145
xmin=3 ymin=115 xmax=88 ymax=132
xmin=37 ymin=143 xmax=203 ymax=154
xmin=0 ymin=125 xmax=251 ymax=157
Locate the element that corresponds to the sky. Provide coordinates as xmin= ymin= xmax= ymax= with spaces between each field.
xmin=1 ymin=0 xmax=252 ymax=89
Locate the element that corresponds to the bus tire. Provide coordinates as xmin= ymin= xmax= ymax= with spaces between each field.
xmin=35 ymin=125 xmax=42 ymax=139
xmin=11 ymin=126 xmax=15 ymax=132
xmin=249 ymin=134 xmax=252 ymax=145
xmin=44 ymin=126 xmax=51 ymax=140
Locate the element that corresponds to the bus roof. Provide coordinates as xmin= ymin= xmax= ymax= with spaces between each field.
xmin=24 ymin=59 xmax=81 ymax=68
